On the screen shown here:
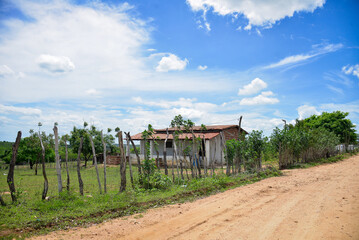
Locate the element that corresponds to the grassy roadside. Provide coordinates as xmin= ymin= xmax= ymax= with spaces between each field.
xmin=286 ymin=152 xmax=357 ymax=169
xmin=0 ymin=167 xmax=280 ymax=239
xmin=0 ymin=152 xmax=356 ymax=239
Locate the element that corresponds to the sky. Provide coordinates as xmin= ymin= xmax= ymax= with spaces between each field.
xmin=0 ymin=0 xmax=358 ymax=141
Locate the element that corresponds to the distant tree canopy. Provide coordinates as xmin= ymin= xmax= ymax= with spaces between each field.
xmin=289 ymin=111 xmax=357 ymax=144
xmin=69 ymin=125 xmax=117 ymax=164
xmin=16 ymin=131 xmax=55 ymax=166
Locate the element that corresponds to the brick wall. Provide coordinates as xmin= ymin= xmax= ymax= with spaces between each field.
xmin=106 ymin=155 xmax=129 ymax=165
xmin=223 ymin=127 xmax=239 ymax=141
xmin=107 ymin=155 xmax=121 ymax=165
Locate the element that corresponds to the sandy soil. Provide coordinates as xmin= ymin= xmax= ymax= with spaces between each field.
xmin=31 ymin=155 xmax=359 ymax=240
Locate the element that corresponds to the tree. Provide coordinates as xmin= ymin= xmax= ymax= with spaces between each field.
xmin=298 ymin=111 xmax=357 ymax=144
xmin=70 ymin=126 xmax=91 ymax=167
xmin=16 ymin=130 xmax=55 ymax=171
xmin=70 ymin=125 xmax=116 ymax=167
xmin=17 ymin=132 xmax=40 ymax=169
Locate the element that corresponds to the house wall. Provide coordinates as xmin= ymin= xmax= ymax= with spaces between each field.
xmin=137 ymin=131 xmax=234 ymax=166
xmin=206 ymin=135 xmax=223 ymax=165
xmin=151 ymin=140 xmax=174 ymax=157
xmin=223 ymin=127 xmax=239 ymax=141
xmin=140 ymin=140 xmax=145 ymax=155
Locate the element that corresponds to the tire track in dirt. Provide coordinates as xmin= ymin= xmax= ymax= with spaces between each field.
xmin=31 ymin=155 xmax=359 ymax=240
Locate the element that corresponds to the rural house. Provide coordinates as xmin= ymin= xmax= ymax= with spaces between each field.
xmin=131 ymin=125 xmax=247 ymax=166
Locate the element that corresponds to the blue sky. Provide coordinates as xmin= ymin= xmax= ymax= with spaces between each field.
xmin=0 ymin=0 xmax=358 ymax=141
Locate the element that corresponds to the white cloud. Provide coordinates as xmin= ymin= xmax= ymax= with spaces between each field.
xmin=240 ymin=91 xmax=279 ymax=105
xmin=156 ymin=54 xmax=189 ymax=72
xmin=323 ymin=72 xmax=352 ymax=87
xmin=133 ymin=96 xmax=195 ymax=109
xmin=326 ymin=85 xmax=343 ymax=95
xmin=0 ymin=0 xmax=151 ymax=102
xmin=263 ymin=43 xmax=343 ymax=69
xmin=132 ymin=97 xmax=217 ymax=113
xmin=0 ymin=65 xmax=15 ymax=77
xmin=297 ymin=104 xmax=319 ymax=120
xmin=0 ymin=104 xmax=42 ymax=115
xmin=342 ymin=64 xmax=359 ymax=78
xmin=0 ymin=0 xmax=234 ymax=104
xmin=37 ymin=54 xmax=75 ymax=73
xmin=264 ymin=54 xmax=312 ymax=69
xmin=198 ymin=65 xmax=208 ymax=70
xmin=238 ymin=78 xmax=267 ymax=95
xmin=85 ymin=88 xmax=100 ymax=96
xmin=186 ymin=0 xmax=325 ymax=30
xmin=320 ymin=102 xmax=359 ymax=114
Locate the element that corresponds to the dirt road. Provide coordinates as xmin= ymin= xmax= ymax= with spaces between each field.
xmin=32 ymin=155 xmax=359 ymax=240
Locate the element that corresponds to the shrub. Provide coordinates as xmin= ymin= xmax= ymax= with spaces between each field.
xmin=141 ymin=172 xmax=172 ymax=190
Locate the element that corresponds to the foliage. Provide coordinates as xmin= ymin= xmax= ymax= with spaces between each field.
xmin=140 ymin=171 xmax=172 ymax=190
xmin=225 ymin=130 xmax=265 ymax=173
xmin=292 ymin=111 xmax=357 ymax=144
xmin=225 ymin=139 xmax=239 ymax=165
xmin=130 ymin=146 xmax=140 ymax=154
xmin=69 ymin=125 xmax=116 ymax=164
xmin=141 ymin=124 xmax=155 ymax=161
xmin=14 ymin=130 xmax=55 ymax=166
xmin=140 ymin=124 xmax=168 ymax=189
xmin=143 ymin=158 xmax=157 ymax=178
xmin=0 ymin=141 xmax=12 ymax=156
xmin=271 ymin=122 xmax=340 ymax=169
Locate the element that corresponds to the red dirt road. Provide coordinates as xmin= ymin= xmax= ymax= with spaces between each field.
xmin=32 ymin=155 xmax=359 ymax=240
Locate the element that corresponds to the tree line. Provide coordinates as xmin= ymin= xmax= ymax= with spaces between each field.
xmin=0 ymin=111 xmax=357 ymax=206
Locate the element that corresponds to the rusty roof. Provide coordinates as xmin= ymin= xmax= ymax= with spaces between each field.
xmin=130 ymin=124 xmax=247 ymax=140
xmin=154 ymin=124 xmax=239 ymax=132
xmin=131 ymin=132 xmax=220 ymax=141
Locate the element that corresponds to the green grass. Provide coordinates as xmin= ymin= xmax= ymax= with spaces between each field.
xmin=0 ymin=162 xmax=281 ymax=239
xmin=285 ymin=153 xmax=354 ymax=169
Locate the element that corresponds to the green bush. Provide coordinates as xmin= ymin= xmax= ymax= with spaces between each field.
xmin=141 ymin=172 xmax=172 ymax=190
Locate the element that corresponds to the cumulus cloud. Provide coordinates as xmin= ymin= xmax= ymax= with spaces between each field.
xmin=198 ymin=65 xmax=208 ymax=70
xmin=186 ymin=0 xmax=325 ymax=30
xmin=240 ymin=91 xmax=279 ymax=105
xmin=37 ymin=54 xmax=75 ymax=73
xmin=263 ymin=43 xmax=343 ymax=69
xmin=156 ymin=54 xmax=189 ymax=72
xmin=238 ymin=78 xmax=267 ymax=96
xmin=342 ymin=64 xmax=359 ymax=78
xmin=0 ymin=0 xmax=151 ymax=102
xmin=297 ymin=104 xmax=319 ymax=120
